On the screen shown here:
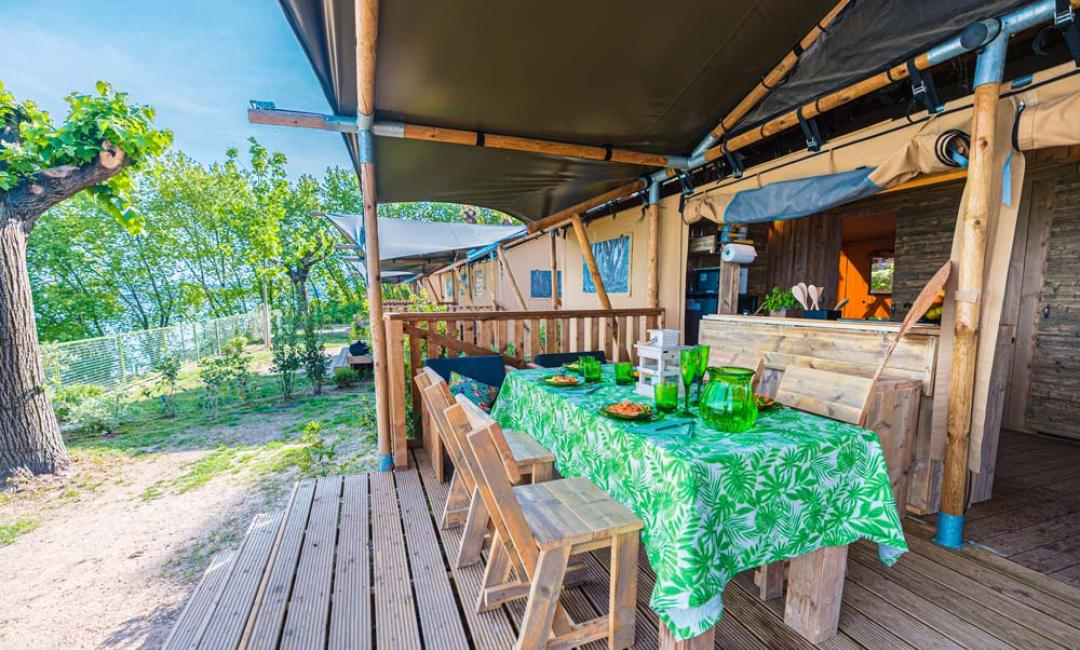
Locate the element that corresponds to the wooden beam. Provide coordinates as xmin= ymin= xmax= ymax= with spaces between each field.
xmin=941 ymin=81 xmax=1004 ymax=518
xmin=549 ymin=231 xmax=560 ymax=310
xmin=570 ymin=215 xmax=612 ymax=311
xmin=527 ymin=179 xmax=648 ymax=234
xmin=495 ymin=245 xmax=528 ymax=311
xmin=705 ymin=0 xmax=851 ymax=144
xmin=247 ymin=108 xmax=671 ymax=167
xmin=646 ymin=202 xmax=660 ymax=309
xmin=356 ymin=0 xmax=378 ymax=120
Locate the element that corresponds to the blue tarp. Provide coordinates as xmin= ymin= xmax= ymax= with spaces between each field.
xmin=723 ymin=168 xmax=881 ymax=224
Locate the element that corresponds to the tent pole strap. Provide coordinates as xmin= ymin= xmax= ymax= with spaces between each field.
xmin=936 ymin=30 xmax=1009 ymax=549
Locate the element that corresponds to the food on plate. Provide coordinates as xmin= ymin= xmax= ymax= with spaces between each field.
xmin=754 ymin=393 xmax=776 ymax=409
xmin=603 ymin=400 xmax=653 ymax=419
xmin=544 ymin=374 xmax=581 ymax=386
xmin=563 ymin=361 xmax=581 ymax=372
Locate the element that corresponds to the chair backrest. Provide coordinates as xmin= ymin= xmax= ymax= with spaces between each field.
xmin=708 ymin=351 xmax=764 ymax=388
xmin=417 ymin=368 xmax=478 ymax=492
xmin=425 ymin=354 xmax=506 ymax=387
xmin=532 ymin=350 xmax=606 ymax=369
xmin=452 ymin=393 xmax=521 ymax=484
xmin=775 ymin=365 xmax=874 ymax=425
xmin=448 ymin=403 xmax=539 ymax=579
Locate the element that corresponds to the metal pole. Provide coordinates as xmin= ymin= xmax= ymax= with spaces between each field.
xmin=935 ymin=27 xmax=1009 ymax=549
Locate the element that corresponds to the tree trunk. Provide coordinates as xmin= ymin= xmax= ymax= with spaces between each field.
xmin=0 ymin=213 xmax=70 ymax=481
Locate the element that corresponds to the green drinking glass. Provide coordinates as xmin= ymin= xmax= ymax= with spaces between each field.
xmin=679 ymin=348 xmax=698 ymax=414
xmin=654 ymin=381 xmax=679 ymax=413
xmin=692 ymin=344 xmax=710 ymax=406
xmin=581 ymin=355 xmax=602 ymax=383
xmin=614 ymin=361 xmax=635 ymax=385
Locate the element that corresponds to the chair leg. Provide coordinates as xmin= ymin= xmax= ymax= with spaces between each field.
xmin=476 ymin=531 xmax=521 ymax=612
xmin=456 ymin=489 xmax=489 ymax=568
xmin=440 ymin=472 xmax=470 ymax=529
xmin=514 ymin=545 xmax=571 ymax=650
xmin=609 ymin=532 xmax=638 ymax=649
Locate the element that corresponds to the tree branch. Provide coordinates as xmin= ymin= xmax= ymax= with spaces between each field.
xmin=2 ymin=142 xmax=127 ymax=230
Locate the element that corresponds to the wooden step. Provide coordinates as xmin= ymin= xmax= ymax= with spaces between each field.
xmin=163 ymin=550 xmax=236 ymax=650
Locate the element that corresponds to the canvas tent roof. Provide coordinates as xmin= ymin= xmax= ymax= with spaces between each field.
xmin=325 ymin=212 xmax=523 ymax=281
xmin=279 ymin=0 xmax=1024 ymax=222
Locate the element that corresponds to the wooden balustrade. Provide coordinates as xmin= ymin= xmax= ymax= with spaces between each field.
xmin=382 ymin=308 xmax=665 ymax=468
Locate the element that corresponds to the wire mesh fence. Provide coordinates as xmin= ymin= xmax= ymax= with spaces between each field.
xmin=43 ymin=310 xmax=266 ymax=391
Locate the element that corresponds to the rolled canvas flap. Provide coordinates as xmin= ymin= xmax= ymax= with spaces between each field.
xmin=720 ymin=168 xmax=880 ymax=224
xmin=1017 ymin=90 xmax=1080 ymax=151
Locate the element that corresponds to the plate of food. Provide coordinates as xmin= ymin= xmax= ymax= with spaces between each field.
xmin=755 ymin=393 xmax=779 ymax=411
xmin=541 ymin=374 xmax=583 ymax=387
xmin=600 ymin=400 xmax=655 ymax=421
xmin=562 ymin=361 xmax=582 ymax=373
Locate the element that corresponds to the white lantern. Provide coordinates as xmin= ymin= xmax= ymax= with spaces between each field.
xmin=635 ymin=332 xmax=692 ymax=398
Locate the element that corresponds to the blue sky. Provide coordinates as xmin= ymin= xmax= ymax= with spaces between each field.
xmin=0 ymin=0 xmax=352 ymax=177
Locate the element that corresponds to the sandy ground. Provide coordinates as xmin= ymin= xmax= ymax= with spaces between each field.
xmin=0 ymin=440 xmax=298 ymax=650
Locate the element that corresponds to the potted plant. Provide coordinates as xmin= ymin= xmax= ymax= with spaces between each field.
xmin=761 ymin=286 xmax=798 ymax=317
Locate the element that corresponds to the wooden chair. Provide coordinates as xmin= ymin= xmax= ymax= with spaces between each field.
xmin=416 ymin=368 xmax=555 ymax=568
xmin=447 ymin=394 xmax=644 ymax=650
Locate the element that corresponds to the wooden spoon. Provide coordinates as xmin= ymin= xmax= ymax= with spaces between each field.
xmin=807 ymin=285 xmax=821 ymax=311
xmin=791 ymin=284 xmax=809 ymax=311
xmin=833 ymin=297 xmax=849 ymax=310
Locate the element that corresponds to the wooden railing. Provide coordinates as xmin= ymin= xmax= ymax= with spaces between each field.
xmin=382 ymin=308 xmax=665 ymax=468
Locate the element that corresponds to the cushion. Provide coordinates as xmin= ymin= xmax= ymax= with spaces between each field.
xmin=448 ymin=371 xmax=500 ymax=412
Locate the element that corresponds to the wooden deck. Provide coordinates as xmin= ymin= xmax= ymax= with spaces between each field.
xmin=924 ymin=428 xmax=1080 ymax=588
xmin=167 ymin=449 xmax=1080 ymax=649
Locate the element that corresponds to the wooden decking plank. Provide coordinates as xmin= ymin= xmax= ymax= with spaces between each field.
xmin=844 ymin=558 xmax=1013 ymax=649
xmin=413 ymin=449 xmax=518 ymax=649
xmin=163 ymin=550 xmax=236 ymax=650
xmin=866 ymin=540 xmax=1080 ymax=647
xmin=245 ymin=480 xmax=317 ymax=650
xmin=328 ymin=475 xmax=371 ymax=650
xmin=832 ymin=578 xmax=960 ymax=650
xmin=505 ymin=586 xmax=606 ymax=650
xmin=980 ymin=513 xmax=1080 ymax=557
xmin=279 ymin=477 xmax=342 ymax=650
xmin=200 ymin=512 xmax=283 ymax=650
xmin=370 ymin=471 xmax=422 ymax=650
xmin=849 ymin=543 xmax=1067 ymax=649
xmin=730 ymin=572 xmax=918 ymax=650
xmin=396 ymin=468 xmax=470 ymax=650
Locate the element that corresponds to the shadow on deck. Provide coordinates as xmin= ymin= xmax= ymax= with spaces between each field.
xmin=165 ymin=449 xmax=1080 ymax=649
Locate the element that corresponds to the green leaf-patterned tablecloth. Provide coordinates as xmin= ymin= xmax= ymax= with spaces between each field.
xmin=491 ymin=366 xmax=907 ymax=641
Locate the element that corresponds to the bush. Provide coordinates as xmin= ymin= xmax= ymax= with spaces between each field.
xmin=69 ymin=392 xmax=131 ymax=435
xmin=53 ymin=384 xmax=106 ymax=422
xmin=333 ymin=367 xmax=360 ymax=389
xmin=297 ymin=421 xmax=337 ymax=477
xmin=152 ymin=353 xmax=182 ymax=418
xmin=199 ymin=356 xmax=233 ymax=420
xmin=270 ymin=309 xmax=302 ymax=403
xmin=301 ymin=315 xmax=328 ymax=395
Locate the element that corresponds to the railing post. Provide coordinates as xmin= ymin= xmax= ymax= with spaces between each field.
xmin=384 ymin=315 xmax=409 ymax=469
xmin=116 ymin=336 xmax=126 ymax=385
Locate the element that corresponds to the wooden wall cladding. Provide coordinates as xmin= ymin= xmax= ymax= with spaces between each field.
xmin=764 ymin=214 xmax=842 ymax=309
xmin=1025 ymin=168 xmax=1080 ymax=439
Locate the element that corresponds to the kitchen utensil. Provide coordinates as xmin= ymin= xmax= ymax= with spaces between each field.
xmin=834 ymin=298 xmax=849 ymax=310
xmin=791 ymin=284 xmax=809 ymax=310
xmin=807 ymin=285 xmax=821 ymax=310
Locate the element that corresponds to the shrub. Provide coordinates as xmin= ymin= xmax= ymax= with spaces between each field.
xmin=333 ymin=367 xmax=360 ymax=389
xmin=153 ymin=353 xmax=182 ymax=418
xmin=53 ymin=384 xmax=106 ymax=422
xmin=297 ymin=421 xmax=337 ymax=477
xmin=270 ymin=309 xmax=302 ymax=403
xmin=222 ymin=336 xmax=253 ymax=401
xmin=301 ymin=315 xmax=328 ymax=395
xmin=69 ymin=391 xmax=131 ymax=435
xmin=199 ymin=356 xmax=233 ymax=420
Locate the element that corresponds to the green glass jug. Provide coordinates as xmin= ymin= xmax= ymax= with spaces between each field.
xmin=700 ymin=366 xmax=758 ymax=432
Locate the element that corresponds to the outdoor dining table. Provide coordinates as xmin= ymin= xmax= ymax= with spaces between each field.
xmin=491 ymin=365 xmax=908 ymax=645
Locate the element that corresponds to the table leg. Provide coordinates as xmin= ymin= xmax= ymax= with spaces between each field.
xmin=658 ymin=623 xmax=714 ymax=650
xmin=755 ymin=561 xmax=785 ymax=600
xmin=784 ymin=544 xmax=848 ymax=643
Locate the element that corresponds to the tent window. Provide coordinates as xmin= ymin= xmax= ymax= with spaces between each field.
xmin=583 ymin=235 xmax=631 ymax=294
xmin=530 ymin=270 xmax=562 ymax=298
xmin=870 ymin=252 xmax=894 ymax=295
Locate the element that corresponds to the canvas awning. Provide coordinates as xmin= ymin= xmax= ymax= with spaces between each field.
xmin=278 ymin=0 xmax=1025 ymax=223
xmin=325 ymin=212 xmax=524 ymax=281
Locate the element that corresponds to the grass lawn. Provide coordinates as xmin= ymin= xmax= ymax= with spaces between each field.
xmin=0 ymin=341 xmax=379 ymax=648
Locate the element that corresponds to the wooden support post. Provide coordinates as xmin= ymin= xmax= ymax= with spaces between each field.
xmin=549 ymin=231 xmax=560 ymax=310
xmin=384 ymin=315 xmax=408 ymax=468
xmin=646 ymin=201 xmax=660 ymax=309
xmin=717 ymin=262 xmax=740 ymax=314
xmin=496 ymin=245 xmax=528 ymax=311
xmin=939 ymin=49 xmax=1007 ymax=542
xmin=570 ymin=214 xmax=622 ymax=357
xmin=659 ymin=625 xmax=714 ymax=650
